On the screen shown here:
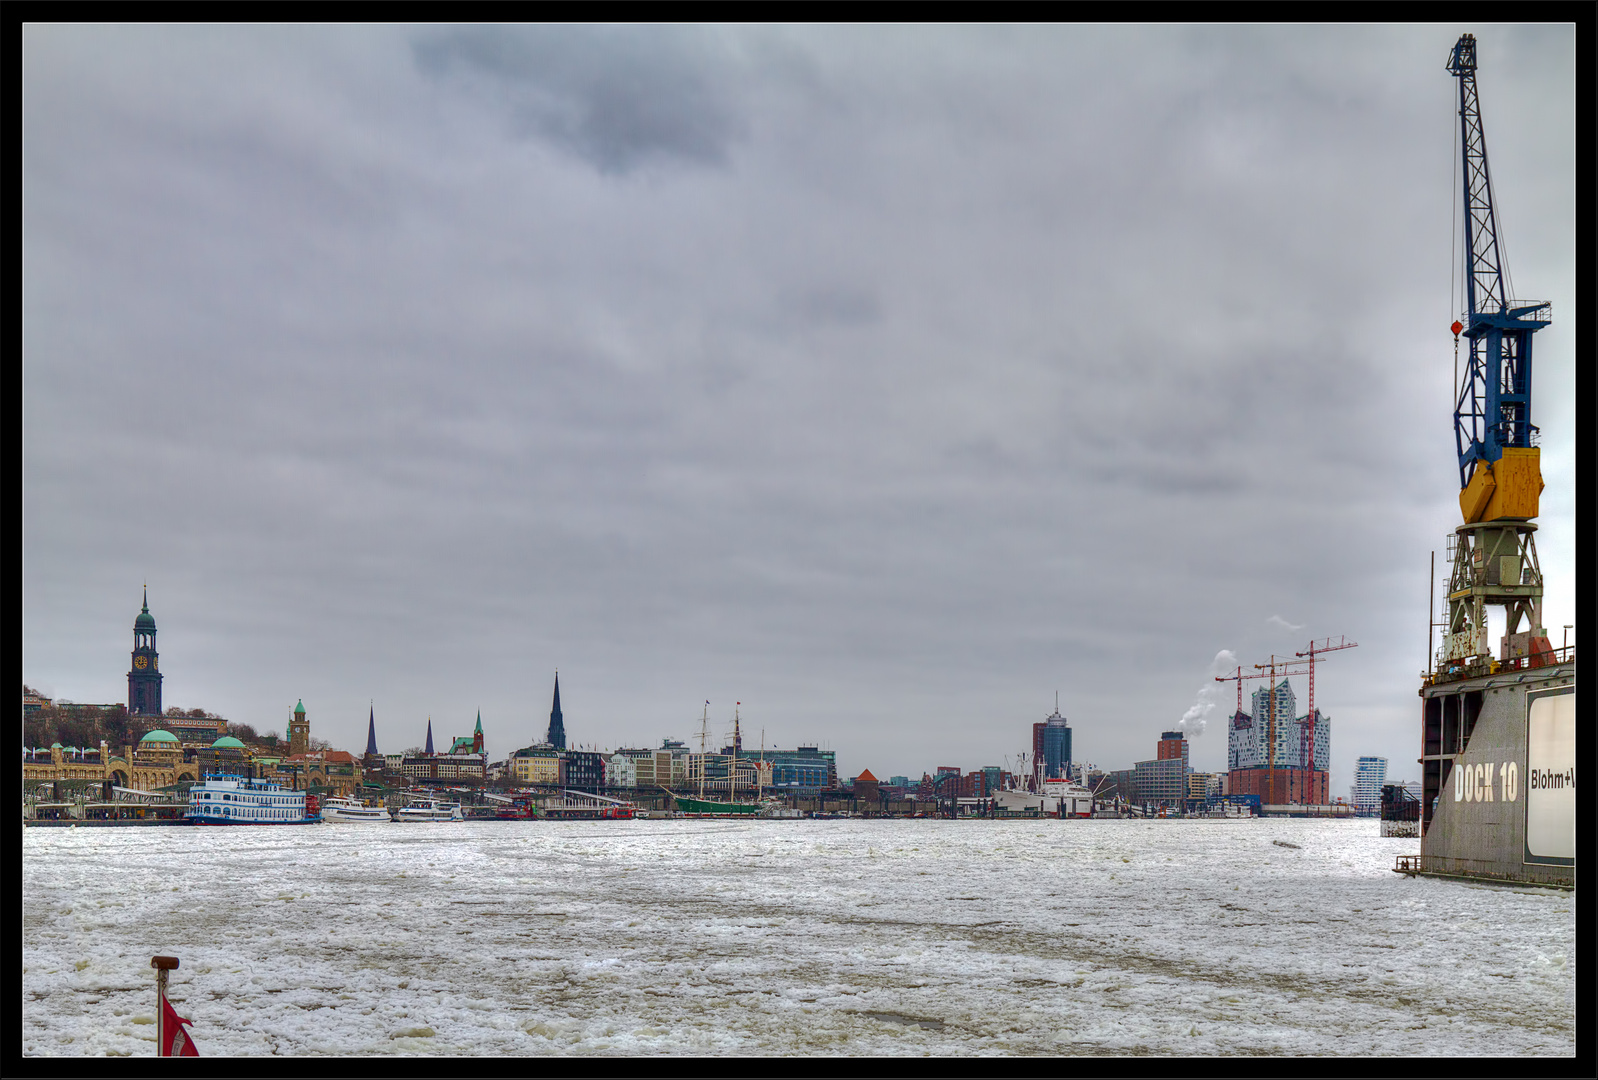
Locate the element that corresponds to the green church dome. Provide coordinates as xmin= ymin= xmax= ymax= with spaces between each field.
xmin=294 ymin=699 xmax=306 ymax=715
xmin=211 ymin=736 xmax=246 ymax=750
xmin=135 ymin=587 xmax=156 ymax=629
xmin=140 ymin=729 xmax=179 ymax=744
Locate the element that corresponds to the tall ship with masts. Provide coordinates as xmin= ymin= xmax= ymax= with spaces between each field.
xmin=671 ymin=703 xmax=768 ymax=816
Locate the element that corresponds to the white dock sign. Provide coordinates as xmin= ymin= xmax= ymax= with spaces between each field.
xmin=1524 ymin=685 xmax=1575 ymax=866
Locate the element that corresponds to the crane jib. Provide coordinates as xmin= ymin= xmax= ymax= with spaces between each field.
xmin=1446 ymin=33 xmax=1550 ymax=506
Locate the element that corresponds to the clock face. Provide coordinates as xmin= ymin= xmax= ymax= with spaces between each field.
xmin=135 ymin=655 xmax=148 ymax=670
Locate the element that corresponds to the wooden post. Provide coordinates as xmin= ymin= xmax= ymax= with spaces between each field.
xmin=151 ymin=956 xmax=179 ymax=1055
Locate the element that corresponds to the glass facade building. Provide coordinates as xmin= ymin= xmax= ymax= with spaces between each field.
xmin=1042 ymin=714 xmax=1072 ymax=779
xmin=1353 ymin=756 xmax=1388 ymax=813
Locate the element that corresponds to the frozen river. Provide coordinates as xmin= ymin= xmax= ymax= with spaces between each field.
xmin=22 ymin=817 xmax=1576 ymax=1056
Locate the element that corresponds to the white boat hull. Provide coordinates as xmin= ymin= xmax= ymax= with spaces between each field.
xmin=394 ymin=803 xmax=464 ymax=822
xmin=321 ymin=801 xmax=391 ymax=823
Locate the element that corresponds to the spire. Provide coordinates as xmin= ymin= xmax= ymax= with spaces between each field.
xmin=365 ymin=704 xmax=378 ymax=757
xmin=547 ymin=672 xmax=565 ymax=750
xmin=474 ymin=710 xmax=483 ymax=735
xmin=473 ymin=709 xmax=484 ymax=754
xmin=142 ymin=585 xmax=149 ymax=614
xmin=425 ymin=717 xmax=434 ymax=756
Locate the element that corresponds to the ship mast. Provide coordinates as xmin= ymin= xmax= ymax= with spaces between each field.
xmin=698 ymin=703 xmax=709 ymax=799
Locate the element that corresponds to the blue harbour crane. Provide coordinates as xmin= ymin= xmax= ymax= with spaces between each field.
xmin=1446 ymin=32 xmax=1552 ymax=503
xmin=1435 ymin=33 xmax=1553 ymax=679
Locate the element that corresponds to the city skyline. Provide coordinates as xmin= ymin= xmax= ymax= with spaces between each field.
xmin=23 ymin=25 xmax=1576 ymax=794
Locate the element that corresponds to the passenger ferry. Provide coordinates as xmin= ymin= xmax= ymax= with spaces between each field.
xmin=320 ymin=796 xmax=391 ymax=823
xmin=393 ymin=799 xmax=464 ymax=822
xmin=187 ymin=775 xmax=320 ymax=825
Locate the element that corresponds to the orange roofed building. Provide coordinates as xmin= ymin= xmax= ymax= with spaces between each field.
xmin=853 ymin=769 xmax=881 ymax=803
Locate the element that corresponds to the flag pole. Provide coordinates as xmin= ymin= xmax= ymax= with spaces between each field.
xmin=151 ymin=956 xmax=178 ymax=1055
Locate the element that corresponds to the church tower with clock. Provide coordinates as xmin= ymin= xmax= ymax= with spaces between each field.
xmin=127 ymin=588 xmax=163 ymax=717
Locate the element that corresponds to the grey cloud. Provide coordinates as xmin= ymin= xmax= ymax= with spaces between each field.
xmin=788 ymin=286 xmax=882 ymax=328
xmin=413 ymin=25 xmax=749 ymax=174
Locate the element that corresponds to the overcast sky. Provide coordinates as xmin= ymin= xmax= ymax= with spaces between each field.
xmin=22 ymin=24 xmax=1577 ymax=792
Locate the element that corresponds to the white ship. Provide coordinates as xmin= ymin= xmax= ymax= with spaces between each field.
xmin=393 ymin=799 xmax=464 ymax=822
xmin=187 ymin=775 xmax=318 ymax=825
xmin=993 ymin=777 xmax=1096 ymax=818
xmin=320 ymin=796 xmax=391 ymax=823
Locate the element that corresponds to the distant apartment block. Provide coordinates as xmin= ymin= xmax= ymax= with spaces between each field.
xmin=1353 ymin=756 xmax=1388 ymax=813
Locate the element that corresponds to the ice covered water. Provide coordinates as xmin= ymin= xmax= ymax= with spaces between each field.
xmin=22 ymin=818 xmax=1575 ymax=1056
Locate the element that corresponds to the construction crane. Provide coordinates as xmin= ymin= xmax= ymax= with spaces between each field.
xmin=1218 ymin=656 xmax=1317 ymax=806
xmin=1294 ymin=636 xmax=1358 ymax=805
xmin=1439 ymin=33 xmax=1554 ymax=680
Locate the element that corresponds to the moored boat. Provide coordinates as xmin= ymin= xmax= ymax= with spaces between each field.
xmin=188 ymin=775 xmax=319 ymax=825
xmin=320 ymin=796 xmax=391 ymax=823
xmin=671 ymin=794 xmax=763 ymax=816
xmin=393 ymin=799 xmax=464 ymax=822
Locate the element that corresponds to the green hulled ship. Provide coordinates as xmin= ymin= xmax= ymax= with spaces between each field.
xmin=670 ymin=794 xmax=763 ymax=816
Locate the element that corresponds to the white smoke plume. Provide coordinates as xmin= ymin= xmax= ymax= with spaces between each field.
xmin=1267 ymin=615 xmax=1305 ymax=632
xmin=1178 ymin=649 xmax=1240 ymax=738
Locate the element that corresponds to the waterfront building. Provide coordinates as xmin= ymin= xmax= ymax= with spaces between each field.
xmin=1038 ymin=707 xmax=1072 ymax=779
xmin=23 ymin=743 xmax=110 ymax=789
xmin=740 ymin=745 xmax=836 ymax=791
xmin=269 ymin=749 xmax=361 ymax=795
xmin=1228 ymin=680 xmax=1331 ymax=803
xmin=562 ymin=749 xmax=603 ymax=792
xmin=1157 ymin=730 xmax=1189 ymax=767
xmin=853 ymin=769 xmax=881 ymax=802
xmin=547 ymin=673 xmax=566 ymax=750
xmin=398 ymin=751 xmax=485 ymax=785
xmin=605 ymin=753 xmax=637 ymax=788
xmin=981 ymin=765 xmax=1003 ymax=795
xmin=23 ymin=730 xmax=197 ymax=792
xmin=445 ymin=712 xmax=487 ymax=757
xmin=614 ymin=747 xmax=657 ymax=786
xmin=127 ymin=589 xmax=163 ymax=718
xmin=510 ymin=745 xmax=562 ymax=786
xmin=1132 ymin=756 xmax=1187 ymax=805
xmin=162 ymin=713 xmax=228 ymax=744
xmin=1352 ymin=756 xmax=1388 ymax=814
xmin=192 ymin=735 xmax=251 ymax=779
xmin=664 ymin=744 xmax=690 ymax=786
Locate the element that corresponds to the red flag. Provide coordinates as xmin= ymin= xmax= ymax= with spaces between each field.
xmin=161 ymin=995 xmax=200 ymax=1057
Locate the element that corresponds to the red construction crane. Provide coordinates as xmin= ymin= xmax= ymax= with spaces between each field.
xmin=1295 ymin=636 xmax=1358 ymax=804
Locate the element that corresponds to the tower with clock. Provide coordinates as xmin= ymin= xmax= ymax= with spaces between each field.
xmin=127 ymin=588 xmax=163 ymax=717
